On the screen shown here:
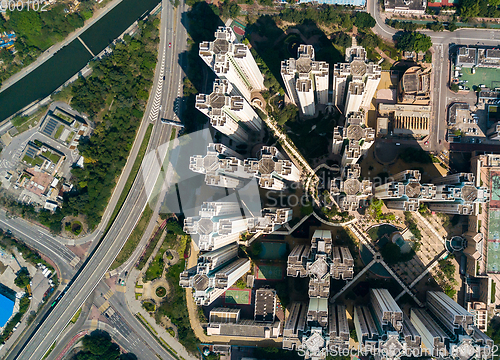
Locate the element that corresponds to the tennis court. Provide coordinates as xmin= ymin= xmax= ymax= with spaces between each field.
xmin=260 ymin=242 xmax=287 ymax=259
xmin=488 ymin=209 xmax=500 ymax=240
xmin=255 ymin=264 xmax=284 ymax=280
xmin=224 ymin=289 xmax=251 ymax=305
xmin=491 ymin=172 xmax=500 ymax=206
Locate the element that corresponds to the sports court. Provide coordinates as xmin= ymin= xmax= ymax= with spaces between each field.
xmin=224 ymin=289 xmax=251 ymax=305
xmin=259 ymin=242 xmax=287 ymax=259
xmin=460 ymin=67 xmax=500 ymax=90
xmin=255 ymin=264 xmax=284 ymax=280
xmin=490 ymin=172 xmax=500 ymax=206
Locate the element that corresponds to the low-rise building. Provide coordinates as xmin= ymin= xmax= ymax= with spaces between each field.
xmin=384 ymin=0 xmax=426 ymax=14
xmin=378 ymin=103 xmax=431 ymax=139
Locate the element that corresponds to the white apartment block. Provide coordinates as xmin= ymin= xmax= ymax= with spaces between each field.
xmin=330 ymin=164 xmax=373 ymax=212
xmin=333 ymin=41 xmax=381 ymax=113
xmin=199 ymin=26 xmax=264 ymax=103
xmin=243 ymin=146 xmax=300 ymax=190
xmin=181 ymin=257 xmax=251 ymax=306
xmin=184 ymin=201 xmax=247 ymax=251
xmin=373 ymin=170 xmax=489 ymax=214
xmin=370 ymin=288 xmax=403 ymax=332
xmin=332 ymin=112 xmax=375 ymax=168
xmin=281 ymin=44 xmax=329 ymax=116
xmin=190 ymin=144 xmax=300 ymax=190
xmin=195 ymin=79 xmax=262 ymax=143
xmin=184 ymin=201 xmax=292 ymax=251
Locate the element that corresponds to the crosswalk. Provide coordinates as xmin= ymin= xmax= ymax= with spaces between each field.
xmin=149 ymin=47 xmax=167 ymax=122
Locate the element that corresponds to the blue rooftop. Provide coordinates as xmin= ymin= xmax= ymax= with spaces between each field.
xmin=0 ymin=293 xmax=14 ymax=328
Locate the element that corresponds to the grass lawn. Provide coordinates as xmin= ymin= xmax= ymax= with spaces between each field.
xmin=12 ymin=106 xmax=48 ymax=134
xmin=144 ymin=251 xmax=164 ymax=281
xmin=70 ymin=307 xmax=82 ymax=323
xmin=23 ymin=155 xmax=44 ymax=167
xmin=66 ymin=132 xmax=75 ymax=144
xmin=111 ymin=205 xmax=154 ymax=270
xmin=108 ymin=124 xmax=154 ymax=230
xmin=54 ymin=125 xmax=64 ymax=139
xmin=46 ymin=152 xmax=61 ymax=164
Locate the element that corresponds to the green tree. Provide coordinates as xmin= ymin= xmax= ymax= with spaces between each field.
xmin=354 ymin=12 xmax=376 ymax=29
xmin=448 ymin=22 xmax=458 ymax=31
xmin=331 ymin=32 xmax=352 ymax=48
xmin=396 ymin=32 xmax=432 ymax=53
xmin=427 ymin=21 xmax=444 ymax=31
xmin=14 ymin=268 xmax=31 ymax=288
xmin=450 ymin=83 xmax=460 ymax=92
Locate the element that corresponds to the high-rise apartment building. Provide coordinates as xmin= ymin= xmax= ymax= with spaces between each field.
xmin=370 ymin=288 xmax=403 ymax=332
xmin=180 ymin=244 xmax=251 ymax=306
xmin=281 ymin=45 xmax=329 ymax=116
xmin=330 ymin=164 xmax=373 ymax=212
xmin=195 ymin=79 xmax=262 ymax=143
xmin=190 ymin=144 xmax=300 ymax=190
xmin=184 ymin=201 xmax=292 ymax=251
xmin=333 ymin=40 xmax=381 ymax=113
xmin=184 ymin=201 xmax=247 ymax=251
xmin=374 ymin=170 xmax=489 ymax=214
xmin=332 ymin=112 xmax=375 ymax=168
xmin=199 ymin=26 xmax=264 ymax=102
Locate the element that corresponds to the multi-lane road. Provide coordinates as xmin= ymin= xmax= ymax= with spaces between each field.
xmin=368 ymin=0 xmax=500 ymax=152
xmin=8 ymin=0 xmax=188 ymax=359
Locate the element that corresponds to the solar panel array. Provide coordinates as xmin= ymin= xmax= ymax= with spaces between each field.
xmin=41 ymin=117 xmax=58 ymax=137
xmin=25 ymin=146 xmax=38 ymax=159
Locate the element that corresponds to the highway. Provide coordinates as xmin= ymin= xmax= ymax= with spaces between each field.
xmin=367 ymin=0 xmax=500 ymax=152
xmin=10 ymin=0 xmax=187 ymax=358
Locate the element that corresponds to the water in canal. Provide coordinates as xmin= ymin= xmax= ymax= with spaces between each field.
xmin=0 ymin=0 xmax=161 ymax=122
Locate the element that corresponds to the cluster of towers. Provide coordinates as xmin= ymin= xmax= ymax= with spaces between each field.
xmin=330 ymin=169 xmax=490 ymax=215
xmin=283 ymin=287 xmax=492 ymax=359
xmin=180 ymin=203 xmax=292 ymax=305
xmin=281 ymin=40 xmax=382 ymax=117
xmin=182 ymin=29 xmax=299 ymax=304
xmin=284 ymin=230 xmax=354 ymax=358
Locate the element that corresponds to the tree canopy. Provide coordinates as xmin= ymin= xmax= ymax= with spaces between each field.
xmin=14 ymin=268 xmax=31 ymax=288
xmin=396 ymin=31 xmax=432 ymax=53
xmin=354 ymin=12 xmax=376 ymax=29
xmin=75 ymin=331 xmax=136 ymax=360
